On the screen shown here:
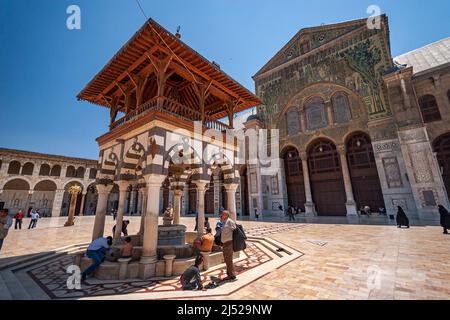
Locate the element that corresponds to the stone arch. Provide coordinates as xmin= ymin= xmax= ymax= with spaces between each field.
xmin=304 ymin=135 xmax=339 ymax=154
xmin=99 ymin=151 xmax=119 ymax=181
xmin=4 ymin=178 xmax=31 ymax=191
xmin=76 ymin=166 xmax=85 ymax=179
xmin=1 ymin=175 xmax=32 ymax=190
xmin=60 ymin=180 xmax=85 ymax=217
xmin=120 ymin=142 xmax=146 ymax=178
xmin=39 ymin=163 xmax=51 ymax=176
xmin=7 ymin=160 xmax=21 ymax=175
xmin=163 ymin=142 xmax=202 ymax=172
xmin=278 ymin=82 xmax=367 ymax=128
xmin=21 ymin=162 xmax=34 ymax=176
xmin=63 ymin=179 xmax=86 ymax=192
xmin=33 ymin=180 xmax=57 ymax=191
xmin=50 ymin=165 xmax=61 ymax=177
xmin=343 ymin=130 xmax=371 ymax=146
xmin=66 ymin=165 xmax=76 ymax=178
xmin=207 ymin=152 xmax=236 ymax=184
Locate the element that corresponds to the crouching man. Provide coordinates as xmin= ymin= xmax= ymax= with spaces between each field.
xmin=81 ymin=236 xmax=113 ymax=282
xmin=180 ymin=255 xmax=204 ymax=290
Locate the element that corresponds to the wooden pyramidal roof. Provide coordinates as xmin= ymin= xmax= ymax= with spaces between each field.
xmin=77 ymin=18 xmax=261 ymax=120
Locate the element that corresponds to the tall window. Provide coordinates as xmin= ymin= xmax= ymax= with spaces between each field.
xmin=7 ymin=161 xmax=21 ymax=174
xmin=419 ymin=95 xmax=441 ymax=123
xmin=305 ymin=97 xmax=327 ymax=130
xmin=332 ymin=93 xmax=352 ymax=123
xmin=21 ymin=162 xmax=34 ymax=175
xmin=286 ymin=107 xmax=300 ymax=136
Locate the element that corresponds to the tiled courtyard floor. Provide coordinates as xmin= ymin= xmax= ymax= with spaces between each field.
xmin=1 ymin=216 xmax=449 ymax=300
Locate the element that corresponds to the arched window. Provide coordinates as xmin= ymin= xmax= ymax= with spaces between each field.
xmin=332 ymin=93 xmax=352 ymax=123
xmin=7 ymin=161 xmax=21 ymax=174
xmin=419 ymin=95 xmax=441 ymax=123
xmin=39 ymin=164 xmax=51 ymax=176
xmin=50 ymin=165 xmax=61 ymax=177
xmin=21 ymin=162 xmax=34 ymax=176
xmin=89 ymin=168 xmax=97 ymax=179
xmin=66 ymin=166 xmax=76 ymax=178
xmin=76 ymin=167 xmax=85 ymax=179
xmin=285 ymin=107 xmax=300 ymax=136
xmin=305 ymin=97 xmax=327 ymax=130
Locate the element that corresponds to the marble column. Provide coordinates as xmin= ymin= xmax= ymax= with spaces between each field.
xmin=138 ymin=187 xmax=148 ymax=235
xmin=300 ymin=110 xmax=306 ymax=132
xmin=129 ymin=185 xmax=137 ymax=215
xmin=114 ymin=181 xmax=130 ymax=242
xmin=300 ymin=152 xmax=316 ymax=216
xmin=92 ymin=184 xmax=114 ymax=240
xmin=79 ymin=192 xmax=87 ymax=216
xmin=139 ymin=174 xmax=166 ymax=279
xmin=193 ymin=180 xmax=208 ymax=237
xmin=224 ymin=183 xmax=239 ymax=221
xmin=64 ymin=185 xmax=82 ymax=227
xmin=173 ymin=188 xmax=183 ymax=225
xmin=326 ymin=100 xmax=334 ymax=125
xmin=338 ymin=146 xmax=358 ymax=216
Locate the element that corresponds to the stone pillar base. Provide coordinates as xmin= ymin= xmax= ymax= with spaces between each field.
xmin=345 ymin=202 xmax=359 ymax=217
xmin=118 ymin=258 xmax=132 ymax=280
xmin=163 ymin=255 xmax=176 ymax=277
xmin=305 ymin=202 xmax=316 ymax=216
xmin=200 ymin=251 xmax=211 ymax=271
xmin=139 ymin=257 xmax=157 ymax=279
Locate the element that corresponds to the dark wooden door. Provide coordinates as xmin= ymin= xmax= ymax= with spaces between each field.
xmin=284 ymin=148 xmax=306 ymax=211
xmin=308 ymin=140 xmax=346 ymax=216
xmin=347 ymin=134 xmax=385 ymax=211
xmin=205 ymin=181 xmax=215 ymax=214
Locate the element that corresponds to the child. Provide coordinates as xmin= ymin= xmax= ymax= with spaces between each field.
xmin=121 ymin=236 xmax=134 ymax=259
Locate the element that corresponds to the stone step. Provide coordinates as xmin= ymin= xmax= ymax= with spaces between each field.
xmin=0 ymin=270 xmax=32 ymax=300
xmin=0 ymin=272 xmax=13 ymax=300
xmin=248 ymin=237 xmax=288 ymax=258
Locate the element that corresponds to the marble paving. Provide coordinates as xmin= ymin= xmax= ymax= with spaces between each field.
xmin=1 ymin=216 xmax=450 ymax=300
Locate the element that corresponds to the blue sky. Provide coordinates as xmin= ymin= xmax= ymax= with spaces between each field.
xmin=1 ymin=0 xmax=449 ymax=159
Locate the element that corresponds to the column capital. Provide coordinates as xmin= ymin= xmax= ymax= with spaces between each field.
xmin=116 ymin=181 xmax=131 ymax=192
xmin=192 ymin=180 xmax=209 ymax=191
xmin=96 ymin=184 xmax=114 ymax=195
xmin=173 ymin=189 xmax=183 ymax=196
xmin=299 ymin=151 xmax=308 ymax=161
xmin=143 ymin=174 xmax=166 ymax=188
xmin=337 ymin=145 xmax=347 ymax=155
xmin=223 ymin=183 xmax=239 ymax=191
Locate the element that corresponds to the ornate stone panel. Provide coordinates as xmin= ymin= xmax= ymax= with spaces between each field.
xmin=382 ymin=157 xmax=403 ymax=188
xmin=409 ymin=150 xmax=433 ymax=183
xmin=373 ymin=141 xmax=400 ymax=154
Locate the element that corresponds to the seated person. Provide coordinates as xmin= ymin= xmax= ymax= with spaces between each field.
xmin=112 ymin=220 xmax=130 ymax=237
xmin=81 ymin=236 xmax=113 ymax=281
xmin=200 ymin=228 xmax=214 ymax=252
xmin=180 ymin=255 xmax=204 ymax=290
xmin=204 ymin=217 xmax=211 ymax=230
xmin=121 ymin=236 xmax=133 ymax=259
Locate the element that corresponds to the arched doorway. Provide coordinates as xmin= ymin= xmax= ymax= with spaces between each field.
xmin=188 ymin=180 xmax=197 ymax=215
xmin=84 ymin=184 xmax=98 ymax=216
xmin=283 ymin=147 xmax=306 ymax=211
xmin=346 ymin=133 xmax=385 ymax=211
xmin=434 ymin=133 xmax=450 ymax=200
xmin=60 ymin=182 xmax=83 ymax=216
xmin=33 ymin=180 xmax=57 ymax=217
xmin=308 ymin=139 xmax=346 ymax=216
xmin=107 ymin=184 xmax=119 ymax=215
xmin=205 ymin=176 xmax=215 ymax=214
xmin=1 ymin=178 xmax=30 ymax=215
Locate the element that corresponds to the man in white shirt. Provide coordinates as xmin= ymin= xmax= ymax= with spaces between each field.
xmin=0 ymin=209 xmax=13 ymax=252
xmin=81 ymin=236 xmax=113 ymax=281
xmin=220 ymin=210 xmax=237 ymax=280
xmin=28 ymin=210 xmax=40 ymax=229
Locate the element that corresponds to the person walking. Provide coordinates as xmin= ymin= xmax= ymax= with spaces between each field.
xmin=396 ymin=206 xmax=410 ymax=228
xmin=28 ymin=210 xmax=40 ymax=229
xmin=287 ymin=206 xmax=295 ymax=221
xmin=14 ymin=210 xmax=24 ymax=230
xmin=254 ymin=208 xmax=260 ymax=221
xmin=81 ymin=236 xmax=113 ymax=281
xmin=0 ymin=209 xmax=13 ymax=252
xmin=438 ymin=205 xmax=450 ymax=234
xmin=220 ymin=210 xmax=237 ymax=281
